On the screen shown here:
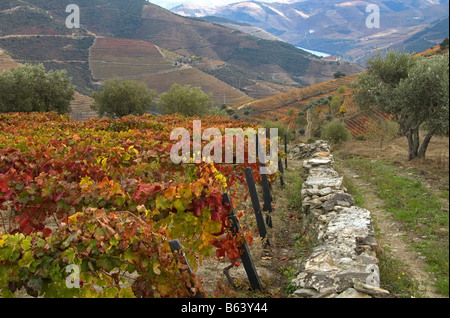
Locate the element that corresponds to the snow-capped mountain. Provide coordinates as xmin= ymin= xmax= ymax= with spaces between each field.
xmin=172 ymin=0 xmax=449 ymax=64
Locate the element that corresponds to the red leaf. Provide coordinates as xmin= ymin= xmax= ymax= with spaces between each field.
xmin=19 ymin=218 xmax=29 ymax=228
xmin=194 ymin=205 xmax=202 ymax=217
xmin=23 ymin=225 xmax=33 ymax=235
xmin=42 ymin=227 xmax=52 ymax=237
xmin=0 ymin=179 xmax=8 ymax=193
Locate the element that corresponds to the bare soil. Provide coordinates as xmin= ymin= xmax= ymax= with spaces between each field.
xmin=196 ymin=159 xmax=307 ymax=297
xmin=335 ymin=134 xmax=449 ymax=192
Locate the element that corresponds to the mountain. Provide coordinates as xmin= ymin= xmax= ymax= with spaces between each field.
xmin=172 ymin=0 xmax=450 ymax=65
xmin=0 ymin=0 xmax=363 ymax=105
xmin=398 ymin=17 xmax=450 ymax=53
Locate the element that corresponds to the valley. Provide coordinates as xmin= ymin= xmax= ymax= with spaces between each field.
xmin=0 ymin=0 xmax=364 ymax=104
xmin=173 ymin=0 xmax=449 ymax=65
xmin=0 ymin=0 xmax=448 ymax=301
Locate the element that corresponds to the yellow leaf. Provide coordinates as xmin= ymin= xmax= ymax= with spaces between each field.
xmin=153 ymin=262 xmax=161 ymax=275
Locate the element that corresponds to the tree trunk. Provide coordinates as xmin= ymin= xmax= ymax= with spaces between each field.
xmin=418 ymin=130 xmax=435 ymax=159
xmin=406 ymin=128 xmax=419 ymax=161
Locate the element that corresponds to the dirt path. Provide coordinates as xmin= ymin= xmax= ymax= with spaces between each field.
xmin=338 ymin=165 xmax=442 ymax=298
xmin=305 ymin=109 xmax=313 ymax=140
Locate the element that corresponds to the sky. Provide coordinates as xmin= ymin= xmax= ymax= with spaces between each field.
xmin=147 ymin=0 xmax=295 ymax=9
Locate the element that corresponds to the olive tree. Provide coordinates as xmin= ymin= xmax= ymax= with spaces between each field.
xmin=159 ymin=84 xmax=214 ymax=117
xmin=91 ymin=77 xmax=157 ymax=118
xmin=0 ymin=64 xmax=74 ymax=114
xmin=352 ymin=51 xmax=449 ymax=160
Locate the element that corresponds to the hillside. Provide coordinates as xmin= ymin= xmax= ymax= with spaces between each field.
xmin=89 ymin=37 xmax=251 ymax=105
xmin=230 ymin=72 xmax=396 ymax=139
xmin=173 ymin=0 xmax=450 ymax=65
xmin=393 ymin=17 xmax=450 ymax=54
xmin=0 ymin=47 xmax=18 ymax=73
xmin=232 ymin=75 xmax=359 ymax=123
xmin=0 ymin=0 xmax=364 ymax=103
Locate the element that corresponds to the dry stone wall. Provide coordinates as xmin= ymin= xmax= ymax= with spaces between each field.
xmin=290 ymin=141 xmax=390 ymax=298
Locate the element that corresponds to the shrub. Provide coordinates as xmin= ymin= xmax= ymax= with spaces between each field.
xmin=364 ymin=119 xmax=400 ymax=148
xmin=334 ymin=71 xmax=346 ymax=79
xmin=159 ymin=84 xmax=214 ymax=117
xmin=321 ymin=119 xmax=352 ymax=144
xmin=337 ymin=86 xmax=348 ymax=94
xmin=91 ymin=77 xmax=157 ymax=118
xmin=262 ymin=120 xmax=295 ymax=143
xmin=329 ymin=95 xmax=344 ymax=114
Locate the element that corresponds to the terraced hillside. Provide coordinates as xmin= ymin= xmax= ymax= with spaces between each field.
xmin=89 ymin=37 xmax=252 ymax=106
xmin=233 ymin=75 xmax=358 ymax=122
xmin=0 ymin=47 xmax=18 ymax=73
xmin=0 ymin=36 xmax=96 ymax=95
xmin=231 ymin=72 xmax=395 ymax=139
xmin=69 ymin=92 xmax=97 ymax=121
xmin=89 ymin=37 xmax=174 ymax=79
xmin=344 ymin=109 xmax=394 ymax=137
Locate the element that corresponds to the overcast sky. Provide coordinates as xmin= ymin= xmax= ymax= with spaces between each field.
xmin=147 ymin=0 xmax=295 ymax=9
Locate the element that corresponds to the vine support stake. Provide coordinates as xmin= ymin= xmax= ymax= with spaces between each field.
xmin=169 ymin=239 xmax=203 ymax=298
xmin=278 ymin=159 xmax=285 ymax=187
xmin=284 ymin=134 xmax=288 ymax=170
xmin=245 ymin=167 xmax=270 ymax=248
xmin=223 ymin=193 xmax=263 ymax=291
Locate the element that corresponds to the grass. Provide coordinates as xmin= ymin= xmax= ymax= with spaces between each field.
xmin=284 ymin=170 xmax=304 ymax=210
xmin=376 ymin=247 xmax=422 ymax=297
xmin=338 ymin=156 xmax=449 ymax=297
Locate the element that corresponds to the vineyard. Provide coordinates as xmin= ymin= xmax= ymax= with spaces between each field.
xmin=89 ymin=37 xmax=174 ymax=80
xmin=344 ymin=109 xmax=394 ymax=137
xmin=0 ymin=112 xmax=267 ymax=298
xmin=89 ymin=37 xmax=251 ymax=106
xmin=233 ymin=75 xmax=359 ymax=123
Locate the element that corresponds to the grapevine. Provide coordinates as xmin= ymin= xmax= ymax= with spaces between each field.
xmin=0 ymin=112 xmax=269 ymax=298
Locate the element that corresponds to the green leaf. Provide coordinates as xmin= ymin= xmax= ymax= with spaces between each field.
xmin=173 ymin=199 xmax=186 ymax=213
xmin=89 ymin=239 xmax=98 ymax=249
xmin=118 ymin=286 xmax=135 ymax=298
xmin=36 ymin=238 xmax=46 ymax=248
xmin=109 ymin=237 xmax=118 ymax=246
xmin=123 ymin=248 xmax=134 ymax=262
xmin=156 ymin=196 xmax=170 ymax=210
xmin=103 ymin=287 xmax=119 ymax=298
xmin=0 ymin=288 xmax=14 ymax=298
xmin=62 ymin=248 xmax=75 ymax=264
xmin=96 ymin=256 xmax=118 ymax=272
xmin=18 ymin=251 xmax=35 ymax=268
xmin=21 ymin=239 xmax=32 ymax=251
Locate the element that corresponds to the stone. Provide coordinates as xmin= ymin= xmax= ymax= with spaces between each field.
xmin=318 ymin=187 xmax=333 ymax=196
xmin=304 ymin=253 xmax=339 ymax=272
xmin=293 ymin=288 xmax=320 ymax=298
xmin=322 ymin=193 xmax=355 ymax=211
xmin=314 ymin=152 xmax=331 ymax=157
xmin=336 ymin=288 xmax=372 ymax=298
xmin=353 ymin=280 xmax=390 ymax=296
